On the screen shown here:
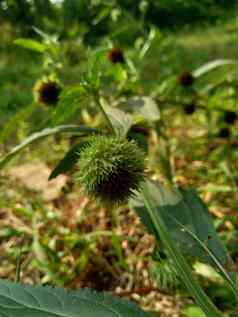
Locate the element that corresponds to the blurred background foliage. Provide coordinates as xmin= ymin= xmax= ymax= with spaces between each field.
xmin=1 ymin=0 xmax=238 ymax=118
xmin=1 ymin=0 xmax=238 ymax=39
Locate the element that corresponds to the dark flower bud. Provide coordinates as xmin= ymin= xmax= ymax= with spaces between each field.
xmin=184 ymin=103 xmax=196 ymax=115
xmin=224 ymin=111 xmax=237 ymax=124
xmin=107 ymin=48 xmax=124 ymax=64
xmin=34 ymin=79 xmax=62 ymax=106
xmin=218 ymin=127 xmax=230 ymax=138
xmin=178 ymin=71 xmax=194 ymax=87
xmin=76 ymin=136 xmax=145 ymax=205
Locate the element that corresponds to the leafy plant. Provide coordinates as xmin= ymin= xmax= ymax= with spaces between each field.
xmin=2 ymin=10 xmax=238 ymax=317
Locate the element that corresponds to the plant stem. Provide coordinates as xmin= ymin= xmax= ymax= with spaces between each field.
xmin=111 ymin=206 xmax=119 ymax=227
xmin=15 ymin=247 xmax=22 ymax=283
xmin=141 ymin=183 xmax=224 ymax=317
xmin=93 ymin=92 xmax=117 ymax=135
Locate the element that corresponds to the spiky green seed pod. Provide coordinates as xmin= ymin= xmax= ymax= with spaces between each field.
xmin=76 ymin=135 xmax=145 ymax=205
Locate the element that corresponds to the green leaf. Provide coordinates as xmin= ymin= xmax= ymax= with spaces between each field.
xmin=155 ymin=139 xmax=173 ymax=182
xmin=0 ymin=125 xmax=97 ymax=169
xmin=193 ymin=59 xmax=238 ymax=78
xmin=104 ymin=107 xmax=133 ymax=136
xmin=14 ymin=38 xmax=46 ymax=53
xmin=130 ymin=180 xmax=232 ymax=271
xmin=194 ymin=263 xmax=222 ymax=283
xmin=141 ymin=182 xmax=223 ymax=317
xmin=139 ymin=27 xmax=159 ymax=59
xmin=51 ymin=85 xmax=88 ymax=125
xmin=118 ymin=96 xmax=160 ymax=122
xmin=93 ymin=6 xmax=111 ymax=25
xmin=138 ymin=181 xmax=238 ymax=300
xmin=0 ymin=278 xmax=150 ymax=317
xmin=182 ymin=306 xmax=207 ymax=317
xmin=49 ymin=140 xmax=89 ymax=180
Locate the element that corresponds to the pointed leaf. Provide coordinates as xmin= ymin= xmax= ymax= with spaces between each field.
xmin=118 ymin=96 xmax=160 ymax=122
xmin=141 ymin=183 xmax=224 ymax=317
xmin=104 ymin=107 xmax=133 ymax=136
xmin=0 ymin=279 xmax=150 ymax=317
xmin=14 ymin=38 xmax=46 ymax=53
xmin=52 ymin=85 xmax=88 ymax=125
xmin=130 ymin=180 xmax=232 ymax=271
xmin=49 ymin=140 xmax=89 ymax=180
xmin=182 ymin=306 xmax=206 ymax=317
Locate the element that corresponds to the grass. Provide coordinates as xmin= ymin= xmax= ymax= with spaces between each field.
xmin=168 ymin=17 xmax=238 ymax=69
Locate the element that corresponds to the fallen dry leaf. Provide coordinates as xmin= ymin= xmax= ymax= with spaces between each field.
xmin=8 ymin=162 xmax=68 ymax=201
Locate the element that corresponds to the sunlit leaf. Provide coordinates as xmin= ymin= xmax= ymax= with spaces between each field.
xmin=14 ymin=38 xmax=46 ymax=53
xmin=104 ymin=106 xmax=133 ymax=136
xmin=118 ymin=96 xmax=160 ymax=122
xmin=193 ymin=59 xmax=238 ymax=78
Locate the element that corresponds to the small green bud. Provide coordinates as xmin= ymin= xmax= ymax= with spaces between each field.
xmin=76 ymin=135 xmax=145 ymax=205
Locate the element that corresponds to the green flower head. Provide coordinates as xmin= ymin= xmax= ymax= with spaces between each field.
xmin=76 ymin=135 xmax=145 ymax=205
